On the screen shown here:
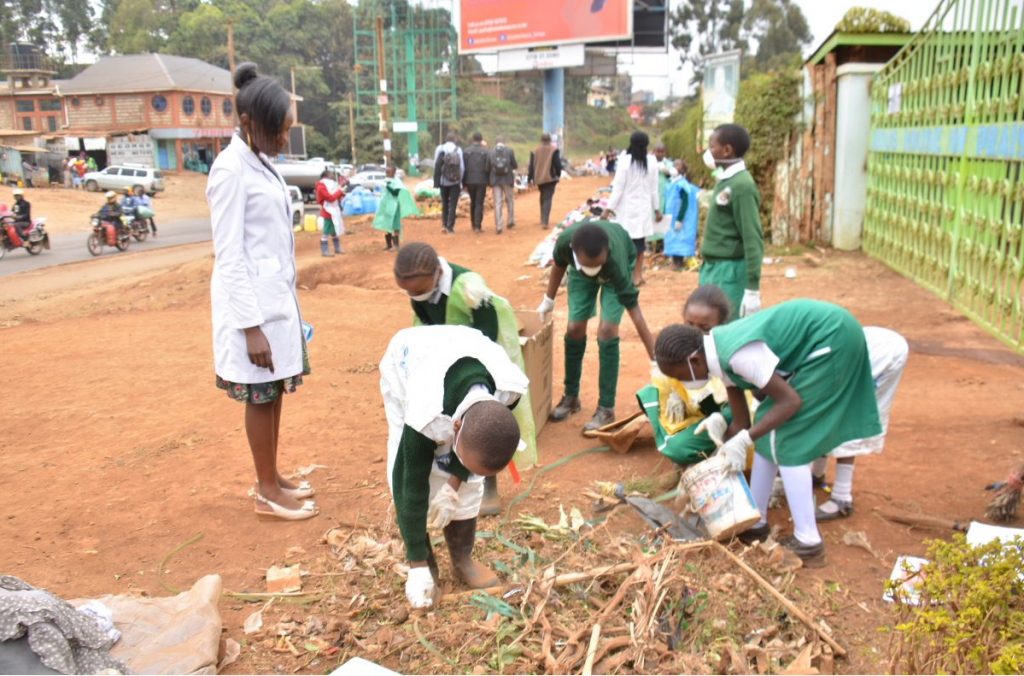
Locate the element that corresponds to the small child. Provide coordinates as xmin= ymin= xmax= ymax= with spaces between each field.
xmin=380 ymin=325 xmax=527 ymax=609
xmin=373 ymin=165 xmax=419 ymax=251
xmin=699 ymin=124 xmax=763 ymax=320
xmin=664 ymin=159 xmax=700 ymax=271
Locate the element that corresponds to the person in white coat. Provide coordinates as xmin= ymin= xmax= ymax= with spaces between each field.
xmin=207 ymin=62 xmax=317 ymax=522
xmin=604 ymin=131 xmax=662 ymax=288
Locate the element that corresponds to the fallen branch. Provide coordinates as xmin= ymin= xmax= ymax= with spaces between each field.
xmin=877 ymin=510 xmax=970 ymax=533
xmin=582 ymin=623 xmax=602 ymax=676
xmin=714 ymin=542 xmax=847 ymax=658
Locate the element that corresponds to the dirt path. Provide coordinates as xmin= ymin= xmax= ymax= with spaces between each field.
xmin=1 ymin=176 xmax=1021 ymax=674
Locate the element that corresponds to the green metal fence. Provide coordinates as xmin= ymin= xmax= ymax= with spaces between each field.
xmin=863 ymin=0 xmax=1024 ymax=353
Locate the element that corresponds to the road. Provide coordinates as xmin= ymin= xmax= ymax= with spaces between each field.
xmin=0 ymin=207 xmax=317 ymax=278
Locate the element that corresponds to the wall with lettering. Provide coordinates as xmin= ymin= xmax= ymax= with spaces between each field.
xmin=870 ymin=122 xmax=1024 ymax=160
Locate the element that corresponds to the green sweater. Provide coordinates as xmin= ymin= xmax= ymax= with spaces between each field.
xmin=553 ymin=219 xmax=640 ymax=309
xmin=410 ymin=263 xmax=499 ymax=342
xmin=392 ymin=357 xmax=497 ymax=562
xmin=700 ymin=169 xmax=764 ymax=290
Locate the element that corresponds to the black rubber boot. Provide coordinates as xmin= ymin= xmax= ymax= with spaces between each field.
xmin=443 ymin=518 xmax=497 ymax=589
xmin=332 ymin=236 xmax=344 ymax=254
xmin=384 ymin=233 xmax=393 ymax=250
xmin=320 ymin=239 xmax=332 ymax=257
xmin=480 ymin=475 xmax=500 ymax=517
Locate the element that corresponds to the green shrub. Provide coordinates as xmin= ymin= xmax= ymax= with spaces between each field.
xmin=885 ymin=535 xmax=1024 ymax=675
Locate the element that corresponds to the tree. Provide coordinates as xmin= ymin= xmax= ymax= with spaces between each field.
xmin=834 ymin=8 xmax=911 ymax=33
xmin=743 ymin=0 xmax=812 ymax=74
xmin=670 ymin=0 xmax=747 ymax=82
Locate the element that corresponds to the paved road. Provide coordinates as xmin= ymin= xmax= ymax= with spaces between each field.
xmin=0 ymin=207 xmax=317 ymax=278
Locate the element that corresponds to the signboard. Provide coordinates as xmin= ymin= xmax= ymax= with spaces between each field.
xmin=109 ymin=134 xmax=155 ymax=167
xmin=495 ymin=44 xmax=586 ymax=72
xmin=887 ymin=83 xmax=902 ymax=115
xmin=459 ymin=0 xmax=633 ymax=54
xmin=377 ymin=95 xmax=389 ymax=106
xmin=701 ymin=50 xmax=741 ymax=150
xmin=393 ymin=121 xmax=419 ymax=133
xmin=870 ymin=122 xmax=1024 ymax=160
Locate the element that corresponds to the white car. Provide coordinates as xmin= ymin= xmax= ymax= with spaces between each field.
xmin=287 ymin=185 xmax=305 ymax=227
xmin=348 ymin=170 xmax=387 ymax=191
xmin=83 ymin=164 xmax=165 ymax=195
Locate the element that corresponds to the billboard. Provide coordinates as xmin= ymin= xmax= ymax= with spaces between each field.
xmin=459 ymin=0 xmax=633 ymax=54
xmin=701 ymin=50 xmax=741 ymax=150
xmin=494 ymin=44 xmax=586 ymax=72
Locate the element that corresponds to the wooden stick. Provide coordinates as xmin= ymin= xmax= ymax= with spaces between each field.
xmin=582 ymin=624 xmax=602 ymax=676
xmin=878 ymin=510 xmax=970 ymax=533
xmin=713 ymin=542 xmax=847 ymax=658
xmin=582 ymin=409 xmax=644 ymax=436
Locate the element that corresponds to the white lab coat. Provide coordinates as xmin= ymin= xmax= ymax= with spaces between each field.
xmin=606 ymin=153 xmax=660 ymax=239
xmin=207 ymin=134 xmax=303 ymax=384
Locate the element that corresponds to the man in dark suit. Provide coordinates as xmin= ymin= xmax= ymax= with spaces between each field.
xmin=462 ymin=132 xmax=491 ymax=234
xmin=488 ymin=135 xmax=518 ymax=234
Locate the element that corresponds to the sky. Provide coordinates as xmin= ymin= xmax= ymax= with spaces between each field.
xmin=461 ymin=0 xmax=938 ymax=99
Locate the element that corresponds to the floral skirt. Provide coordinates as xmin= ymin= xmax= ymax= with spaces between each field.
xmin=216 ymin=337 xmax=311 ymax=404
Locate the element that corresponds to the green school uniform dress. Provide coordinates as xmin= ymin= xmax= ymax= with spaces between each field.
xmin=553 ymin=219 xmax=640 ymax=408
xmin=699 ymin=164 xmax=763 ymax=320
xmin=708 ymin=299 xmax=881 ymax=466
xmin=635 ymin=383 xmax=732 ymax=465
xmin=410 ymin=260 xmax=539 ymax=467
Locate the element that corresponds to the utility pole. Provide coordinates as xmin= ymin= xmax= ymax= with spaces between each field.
xmin=290 ymin=66 xmax=298 ymax=122
xmin=348 ymin=92 xmax=356 ymax=165
xmin=375 ymin=16 xmax=391 ymax=166
xmin=226 ymin=20 xmax=235 ymax=78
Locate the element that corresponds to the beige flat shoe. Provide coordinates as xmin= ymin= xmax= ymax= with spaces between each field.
xmin=253 ymin=492 xmax=319 ymax=521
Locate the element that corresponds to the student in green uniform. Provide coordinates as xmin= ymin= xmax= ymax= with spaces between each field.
xmin=392 ymin=243 xmax=538 ymax=515
xmin=699 ymin=124 xmax=763 ymax=320
xmin=381 ymin=325 xmax=527 ymax=609
xmin=538 ymin=221 xmax=657 ymax=432
xmin=373 ymin=165 xmax=419 ymax=251
xmin=653 ymin=300 xmax=881 ymax=564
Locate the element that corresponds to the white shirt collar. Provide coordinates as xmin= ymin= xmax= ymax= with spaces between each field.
xmin=429 ymin=257 xmax=453 ymax=304
xmin=717 ymin=159 xmax=747 ymax=181
xmin=704 ymin=332 xmax=726 ymax=381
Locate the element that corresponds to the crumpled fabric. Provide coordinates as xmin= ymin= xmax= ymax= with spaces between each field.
xmin=0 ymin=576 xmax=129 ymax=675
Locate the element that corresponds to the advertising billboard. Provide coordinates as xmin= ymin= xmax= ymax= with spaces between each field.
xmin=701 ymin=50 xmax=741 ymax=150
xmin=459 ymin=0 xmax=633 ymax=54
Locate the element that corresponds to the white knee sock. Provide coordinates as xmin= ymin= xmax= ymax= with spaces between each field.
xmin=811 ymin=457 xmax=828 ymax=479
xmin=749 ymin=454 xmax=779 ymax=529
xmin=831 ymin=462 xmax=855 ymax=503
xmin=779 ymin=464 xmax=821 ymax=545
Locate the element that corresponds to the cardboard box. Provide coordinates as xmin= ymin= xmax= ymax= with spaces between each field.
xmin=516 ymin=310 xmax=554 ymax=436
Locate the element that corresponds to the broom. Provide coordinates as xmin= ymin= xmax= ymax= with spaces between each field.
xmin=985 ymin=460 xmax=1024 ymax=522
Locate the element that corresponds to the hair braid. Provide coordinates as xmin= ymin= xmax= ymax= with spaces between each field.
xmin=684 ymin=285 xmax=732 ymax=325
xmin=655 ymin=324 xmax=705 ymax=369
xmin=394 ymin=242 xmax=440 ymax=280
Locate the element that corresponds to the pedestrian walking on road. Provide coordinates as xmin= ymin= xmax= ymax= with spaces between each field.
xmin=462 ymin=132 xmax=490 ymax=234
xmin=489 ymin=135 xmax=517 ymax=234
xmin=528 ymin=133 xmax=561 ymax=229
xmin=206 ymin=62 xmax=317 ymax=522
xmin=433 ymin=133 xmax=464 ymax=234
xmin=604 ymin=130 xmax=661 ymax=288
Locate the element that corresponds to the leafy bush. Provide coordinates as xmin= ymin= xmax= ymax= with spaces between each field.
xmin=886 ymin=535 xmax=1024 ymax=675
xmin=835 ymin=7 xmax=911 ymax=33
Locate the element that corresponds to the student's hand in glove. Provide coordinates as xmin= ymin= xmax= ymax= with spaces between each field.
xmin=695 ymin=412 xmax=728 ymax=447
xmin=537 ymin=295 xmax=555 ymax=323
xmin=664 ymin=392 xmax=686 ymax=425
xmin=716 ymin=429 xmax=751 ymax=474
xmin=405 ymin=566 xmax=435 ymax=609
xmin=740 ymin=290 xmax=761 ymax=318
xmin=426 ymin=483 xmax=459 ymax=530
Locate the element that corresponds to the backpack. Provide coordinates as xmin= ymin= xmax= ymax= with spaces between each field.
xmin=491 ymin=146 xmax=511 ymax=175
xmin=442 ymin=149 xmax=462 ymax=183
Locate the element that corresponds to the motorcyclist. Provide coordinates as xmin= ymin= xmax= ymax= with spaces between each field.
xmin=11 ymin=188 xmax=32 ymax=238
xmin=132 ymin=185 xmax=157 ymax=237
xmin=99 ymin=190 xmax=125 ymax=235
xmin=121 ymin=187 xmax=137 ymax=225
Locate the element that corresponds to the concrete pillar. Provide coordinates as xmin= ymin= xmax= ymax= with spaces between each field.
xmin=543 ymin=68 xmax=565 ymax=149
xmin=832 ymin=63 xmax=883 ymax=251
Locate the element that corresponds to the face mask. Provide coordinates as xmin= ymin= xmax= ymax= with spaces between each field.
xmin=407 ymin=271 xmax=440 ymax=302
xmin=452 ymin=424 xmax=466 ymax=467
xmin=573 ymin=251 xmax=603 ymax=277
xmin=680 ymin=349 xmax=709 ymax=389
xmin=702 ymin=148 xmax=718 ymax=170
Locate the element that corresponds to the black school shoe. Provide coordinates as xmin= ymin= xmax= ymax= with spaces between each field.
xmin=549 ymin=395 xmax=581 ymax=422
xmin=737 ymin=523 xmax=771 ymax=546
xmin=779 ymin=535 xmax=826 ymax=567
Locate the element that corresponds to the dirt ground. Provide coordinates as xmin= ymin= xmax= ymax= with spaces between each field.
xmin=0 ymin=171 xmax=212 ymax=235
xmin=1 ymin=175 xmax=1022 ymax=674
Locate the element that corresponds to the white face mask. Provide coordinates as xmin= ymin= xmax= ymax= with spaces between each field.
xmin=702 ymin=147 xmax=718 ymax=170
xmin=406 ymin=271 xmax=440 ymax=302
xmin=680 ymin=349 xmax=709 ymax=389
xmin=573 ymin=251 xmax=603 ymax=278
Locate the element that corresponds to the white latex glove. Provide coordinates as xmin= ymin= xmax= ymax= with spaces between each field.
xmin=673 ymin=219 xmax=682 ymax=232
xmin=716 ymin=429 xmax=751 ymax=474
xmin=405 ymin=566 xmax=435 ymax=609
xmin=649 ymin=360 xmax=663 ymax=382
xmin=537 ymin=295 xmax=555 ymax=323
xmin=664 ymin=392 xmax=685 ymax=425
xmin=694 ymin=412 xmax=728 ymax=448
xmin=740 ymin=289 xmax=761 ymax=318
xmin=426 ymin=483 xmax=459 ymax=530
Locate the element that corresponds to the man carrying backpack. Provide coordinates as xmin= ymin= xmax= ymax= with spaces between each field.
xmin=489 ymin=135 xmax=518 ymax=234
xmin=462 ymin=132 xmax=490 ymax=234
xmin=433 ymin=132 xmax=464 ymax=234
xmin=528 ymin=133 xmax=562 ymax=229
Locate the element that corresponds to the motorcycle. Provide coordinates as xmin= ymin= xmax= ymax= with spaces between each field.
xmin=86 ymin=212 xmax=131 ymax=256
xmin=0 ymin=210 xmax=50 ymax=260
xmin=123 ymin=205 xmax=153 ymax=242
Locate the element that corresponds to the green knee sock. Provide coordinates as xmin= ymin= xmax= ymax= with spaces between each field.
xmin=597 ymin=337 xmax=620 ymax=408
xmin=563 ymin=336 xmax=587 ymax=398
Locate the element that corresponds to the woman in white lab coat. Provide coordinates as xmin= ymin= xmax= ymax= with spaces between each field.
xmin=604 ymin=130 xmax=662 ymax=287
xmin=207 ymin=62 xmax=317 ymax=521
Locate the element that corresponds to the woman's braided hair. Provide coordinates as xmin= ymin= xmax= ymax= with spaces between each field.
xmin=655 ymin=324 xmax=706 ymax=369
xmin=394 ymin=242 xmax=440 ymax=280
xmin=684 ymin=285 xmax=732 ymax=325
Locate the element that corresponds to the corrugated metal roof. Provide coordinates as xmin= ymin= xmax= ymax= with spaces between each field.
xmin=61 ymin=54 xmax=231 ymax=95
